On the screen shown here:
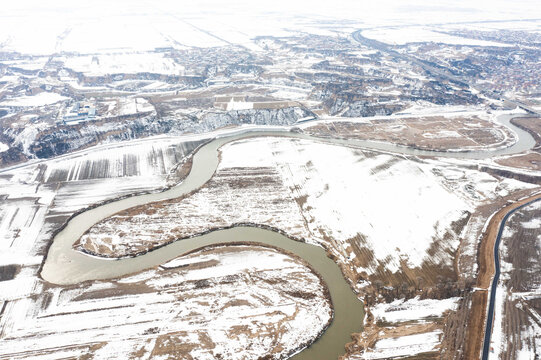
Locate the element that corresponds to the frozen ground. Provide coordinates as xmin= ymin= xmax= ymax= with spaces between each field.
xmin=488 ymin=200 xmax=541 ymax=359
xmin=362 ymin=27 xmax=512 ymax=47
xmin=0 ymin=92 xmax=68 ymax=107
xmin=0 ymin=129 xmax=538 ymax=359
xmin=360 ymin=330 xmax=443 ymax=359
xmin=79 ymin=136 xmax=533 ymax=277
xmin=0 ymin=245 xmax=332 ymax=360
xmin=74 ymin=135 xmax=539 ymax=359
xmin=371 ymin=296 xmax=460 ymax=324
xmin=0 ymin=133 xmax=334 ymax=359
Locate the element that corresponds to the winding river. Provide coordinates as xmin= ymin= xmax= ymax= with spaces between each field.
xmin=41 ymin=113 xmax=535 ymax=359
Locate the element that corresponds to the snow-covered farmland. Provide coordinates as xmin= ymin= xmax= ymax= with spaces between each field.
xmin=362 ymin=27 xmax=512 ymax=47
xmin=488 ymin=200 xmax=541 ymax=359
xmin=79 ymin=136 xmax=532 ymax=279
xmin=0 ymin=130 xmax=538 ymax=359
xmin=347 ymin=295 xmax=460 ymax=359
xmin=0 ymin=245 xmax=331 ymax=360
xmin=371 ymin=296 xmax=460 ymax=324
xmin=61 ymin=53 xmax=186 ymax=76
xmin=0 ymin=134 xmax=203 ymax=276
xmin=361 ymin=330 xmax=443 ymax=359
xmin=74 ymin=135 xmax=540 ymax=359
xmin=0 ymin=134 xmax=334 ymax=359
xmin=0 ymin=92 xmax=68 ymax=107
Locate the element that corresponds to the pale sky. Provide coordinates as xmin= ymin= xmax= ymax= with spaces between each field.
xmin=1 ymin=0 xmax=539 ymax=54
xmin=3 ymin=0 xmax=540 ymax=20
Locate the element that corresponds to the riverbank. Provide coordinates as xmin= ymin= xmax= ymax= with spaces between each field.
xmin=1 ymin=106 xmax=537 ymax=359
xmin=51 ymin=132 xmax=536 ymax=359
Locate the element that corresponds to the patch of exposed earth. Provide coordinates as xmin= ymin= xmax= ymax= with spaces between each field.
xmin=300 ymin=115 xmax=515 ymax=152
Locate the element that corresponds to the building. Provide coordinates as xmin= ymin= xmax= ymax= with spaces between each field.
xmin=62 ymin=102 xmax=96 ymax=124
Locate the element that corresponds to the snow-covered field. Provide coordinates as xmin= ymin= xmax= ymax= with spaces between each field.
xmin=371 ymin=296 xmax=460 ymax=323
xmin=362 ymin=27 xmax=512 ymax=47
xmin=0 ymin=245 xmax=331 ymax=360
xmin=73 ymin=135 xmax=540 ymax=359
xmin=1 ymin=0 xmax=536 ymax=55
xmin=348 ymin=296 xmax=461 ymax=359
xmin=0 ymin=135 xmax=203 ymax=273
xmin=488 ymin=200 xmax=541 ymax=359
xmin=0 ymin=128 xmax=538 ymax=359
xmin=361 ymin=330 xmax=443 ymax=359
xmin=0 ymin=92 xmax=68 ymax=107
xmin=0 ymin=134 xmax=334 ymax=359
xmin=79 ymin=136 xmax=533 ymax=277
xmin=61 ymin=53 xmax=186 ymax=76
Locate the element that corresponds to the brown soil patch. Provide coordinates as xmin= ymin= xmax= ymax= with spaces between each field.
xmin=495 ymin=151 xmax=541 ymax=171
xmin=511 ymin=117 xmax=541 ymax=147
xmin=303 ymin=116 xmax=513 ymax=152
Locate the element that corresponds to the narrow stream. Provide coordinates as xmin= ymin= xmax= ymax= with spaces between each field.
xmin=41 ymin=113 xmax=535 ymax=359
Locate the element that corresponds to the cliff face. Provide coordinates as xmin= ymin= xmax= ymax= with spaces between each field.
xmin=0 ymin=106 xmax=310 ymax=168
xmin=200 ymin=106 xmax=311 ymax=128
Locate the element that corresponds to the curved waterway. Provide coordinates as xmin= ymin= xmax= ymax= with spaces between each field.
xmin=41 ymin=113 xmax=535 ymax=359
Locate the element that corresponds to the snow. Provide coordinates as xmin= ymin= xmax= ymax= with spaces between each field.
xmin=0 ymin=0 xmax=534 ymax=56
xmin=1 ymin=92 xmax=68 ymax=107
xmin=363 ymin=330 xmax=442 ymax=359
xmin=0 ymin=143 xmax=9 ymax=153
xmin=13 ymin=123 xmax=50 ymax=156
xmin=115 ymin=97 xmax=155 ymax=116
xmin=226 ymin=99 xmax=253 ymax=111
xmin=521 ymin=218 xmax=541 ymax=229
xmin=0 ymin=245 xmax=331 ymax=360
xmin=0 ymin=277 xmax=40 ymax=301
xmin=422 ymin=130 xmax=462 ymax=139
xmin=220 ymin=137 xmax=470 ymax=272
xmin=161 ymin=255 xmax=219 ymax=269
xmin=62 ymin=53 xmax=185 ymax=76
xmin=0 ymin=75 xmax=20 ymax=83
xmin=270 ymin=87 xmax=311 ymax=101
xmin=488 ymin=283 xmax=507 ymax=360
xmin=362 ymin=27 xmax=512 ymax=47
xmin=371 ymin=297 xmax=460 ymax=323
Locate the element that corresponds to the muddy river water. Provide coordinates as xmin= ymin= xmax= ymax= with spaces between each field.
xmin=41 ymin=114 xmax=534 ymax=359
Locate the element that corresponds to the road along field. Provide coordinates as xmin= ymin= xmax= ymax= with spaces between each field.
xmin=489 ymin=199 xmax=541 ymax=359
xmin=465 ymin=192 xmax=541 ymax=360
